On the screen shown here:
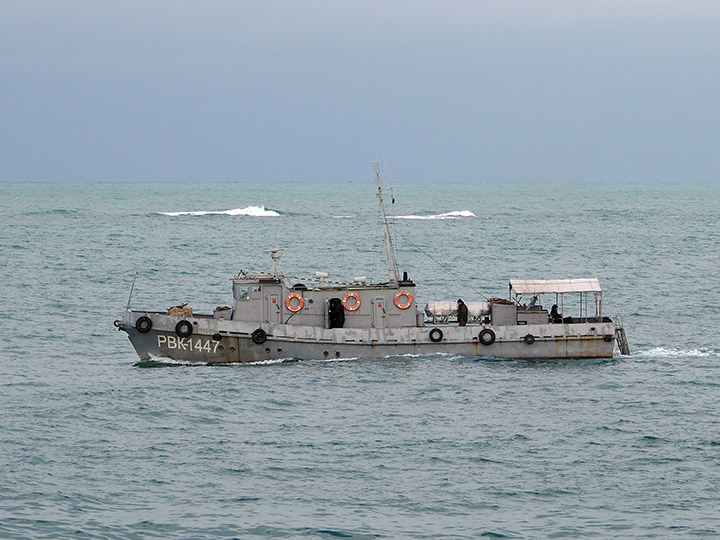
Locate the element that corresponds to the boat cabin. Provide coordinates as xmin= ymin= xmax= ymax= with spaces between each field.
xmin=226 ymin=269 xmax=419 ymax=330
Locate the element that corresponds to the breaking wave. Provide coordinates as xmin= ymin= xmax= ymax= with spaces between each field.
xmin=395 ymin=210 xmax=476 ymax=220
xmin=158 ymin=205 xmax=281 ymax=217
xmin=136 ymin=355 xmax=296 ymax=367
xmin=135 ymin=355 xmax=197 ymax=368
xmin=634 ymin=347 xmax=720 ymax=359
xmin=244 ymin=358 xmax=296 ymax=365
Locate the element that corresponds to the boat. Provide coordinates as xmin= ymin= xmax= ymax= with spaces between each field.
xmin=115 ymin=166 xmax=629 ymax=363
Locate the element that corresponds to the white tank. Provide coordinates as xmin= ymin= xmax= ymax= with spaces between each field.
xmin=424 ymin=301 xmax=490 ymax=321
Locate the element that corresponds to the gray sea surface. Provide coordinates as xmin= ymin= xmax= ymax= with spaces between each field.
xmin=1 ymin=182 xmax=719 ymax=539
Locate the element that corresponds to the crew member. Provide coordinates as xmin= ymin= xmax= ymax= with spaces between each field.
xmin=328 ymin=298 xmax=345 ymax=329
xmin=551 ymin=304 xmax=563 ymax=323
xmin=457 ymin=299 xmax=468 ymax=326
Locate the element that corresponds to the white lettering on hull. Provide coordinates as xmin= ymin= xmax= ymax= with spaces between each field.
xmin=157 ymin=334 xmax=220 ymax=353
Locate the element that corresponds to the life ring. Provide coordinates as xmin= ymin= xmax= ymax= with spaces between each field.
xmin=251 ymin=328 xmax=267 ymax=345
xmin=285 ymin=293 xmax=304 ymax=312
xmin=429 ymin=328 xmax=443 ymax=342
xmin=136 ymin=316 xmax=152 ymax=333
xmin=524 ymin=334 xmax=535 ymax=345
xmin=175 ymin=320 xmax=193 ymax=338
xmin=479 ymin=328 xmax=495 ymax=346
xmin=393 ymin=290 xmax=413 ymax=310
xmin=342 ymin=292 xmax=361 ymax=311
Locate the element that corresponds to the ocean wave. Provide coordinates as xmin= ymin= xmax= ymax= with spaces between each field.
xmin=135 ymin=356 xmax=196 ymax=368
xmin=25 ymin=209 xmax=83 ymax=216
xmin=245 ymin=357 xmax=296 ymax=365
xmin=314 ymin=356 xmax=360 ymax=363
xmin=634 ymin=347 xmax=720 ymax=359
xmin=158 ymin=205 xmax=281 ymax=217
xmin=395 ymin=210 xmax=477 ymax=220
xmin=136 ymin=356 xmax=295 ymax=367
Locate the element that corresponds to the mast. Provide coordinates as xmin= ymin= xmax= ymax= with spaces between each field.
xmin=374 ymin=162 xmax=399 ymax=287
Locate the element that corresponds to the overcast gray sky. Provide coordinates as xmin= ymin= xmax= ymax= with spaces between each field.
xmin=1 ymin=1 xmax=718 ymax=182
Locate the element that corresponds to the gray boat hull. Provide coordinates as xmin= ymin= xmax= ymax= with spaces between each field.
xmin=117 ymin=310 xmax=616 ymax=363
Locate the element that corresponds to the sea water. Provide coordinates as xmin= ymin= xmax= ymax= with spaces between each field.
xmin=0 ymin=182 xmax=719 ymax=539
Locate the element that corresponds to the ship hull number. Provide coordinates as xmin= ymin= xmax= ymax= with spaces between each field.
xmin=157 ymin=335 xmax=220 ymax=353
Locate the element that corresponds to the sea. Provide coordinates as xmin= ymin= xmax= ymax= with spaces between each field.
xmin=1 ymin=181 xmax=719 ymax=539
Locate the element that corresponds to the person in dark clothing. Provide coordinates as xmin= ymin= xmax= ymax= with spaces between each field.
xmin=550 ymin=304 xmax=562 ymax=323
xmin=457 ymin=299 xmax=468 ymax=326
xmin=328 ymin=298 xmax=345 ymax=329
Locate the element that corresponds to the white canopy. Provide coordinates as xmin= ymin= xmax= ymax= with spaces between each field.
xmin=510 ymin=278 xmax=602 ymax=295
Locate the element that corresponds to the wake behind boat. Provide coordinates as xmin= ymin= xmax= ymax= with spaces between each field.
xmin=115 ymin=166 xmax=629 ymax=363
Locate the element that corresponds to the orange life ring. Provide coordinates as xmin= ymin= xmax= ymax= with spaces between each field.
xmin=394 ymin=290 xmax=413 ymax=310
xmin=342 ymin=292 xmax=361 ymax=311
xmin=285 ymin=293 xmax=304 ymax=312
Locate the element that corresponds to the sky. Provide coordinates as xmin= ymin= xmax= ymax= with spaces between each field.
xmin=1 ymin=1 xmax=719 ymax=183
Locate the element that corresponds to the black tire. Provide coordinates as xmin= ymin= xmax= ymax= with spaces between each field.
xmin=604 ymin=334 xmax=614 ymax=342
xmin=479 ymin=328 xmax=495 ymax=346
xmin=136 ymin=316 xmax=152 ymax=333
xmin=175 ymin=320 xmax=193 ymax=338
xmin=429 ymin=328 xmax=443 ymax=342
xmin=251 ymin=328 xmax=267 ymax=345
xmin=524 ymin=334 xmax=535 ymax=345
xmin=212 ymin=333 xmax=222 ymax=341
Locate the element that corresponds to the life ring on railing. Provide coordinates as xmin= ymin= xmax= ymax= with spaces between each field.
xmin=342 ymin=292 xmax=361 ymax=311
xmin=393 ymin=290 xmax=413 ymax=310
xmin=285 ymin=293 xmax=304 ymax=312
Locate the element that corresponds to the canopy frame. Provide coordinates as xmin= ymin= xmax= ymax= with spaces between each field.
xmin=509 ymin=278 xmax=603 ymax=322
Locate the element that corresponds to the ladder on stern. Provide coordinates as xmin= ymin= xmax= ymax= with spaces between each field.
xmin=614 ymin=317 xmax=630 ymax=356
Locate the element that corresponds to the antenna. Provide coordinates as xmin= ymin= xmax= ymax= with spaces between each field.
xmin=126 ymin=271 xmax=139 ymax=310
xmin=374 ymin=162 xmax=399 ymax=286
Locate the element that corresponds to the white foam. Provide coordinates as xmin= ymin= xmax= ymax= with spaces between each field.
xmin=387 ymin=352 xmax=465 ymax=360
xmin=315 ymin=356 xmax=359 ymax=363
xmin=158 ymin=205 xmax=281 ymax=217
xmin=141 ymin=354 xmax=196 ymax=366
xmin=244 ymin=357 xmax=294 ymax=365
xmin=395 ymin=210 xmax=477 ymax=220
xmin=634 ymin=347 xmax=719 ymax=359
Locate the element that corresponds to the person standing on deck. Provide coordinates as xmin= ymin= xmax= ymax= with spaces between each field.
xmin=328 ymin=298 xmax=345 ymax=329
xmin=457 ymin=299 xmax=468 ymax=326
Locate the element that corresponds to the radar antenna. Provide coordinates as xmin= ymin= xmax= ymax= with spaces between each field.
xmin=265 ymin=248 xmax=284 ymax=278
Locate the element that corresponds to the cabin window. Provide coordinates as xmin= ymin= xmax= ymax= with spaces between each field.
xmin=235 ymin=287 xmax=250 ymax=300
